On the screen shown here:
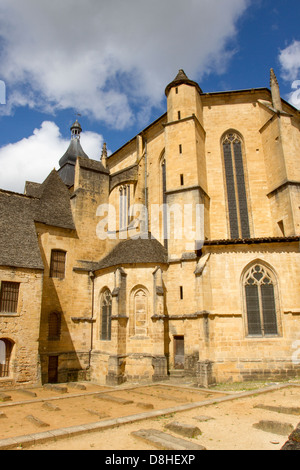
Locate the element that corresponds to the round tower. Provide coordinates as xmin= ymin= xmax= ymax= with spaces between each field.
xmin=165 ymin=69 xmax=203 ymax=124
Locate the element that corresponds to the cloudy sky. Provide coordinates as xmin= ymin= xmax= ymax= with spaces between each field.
xmin=0 ymin=0 xmax=299 ymax=192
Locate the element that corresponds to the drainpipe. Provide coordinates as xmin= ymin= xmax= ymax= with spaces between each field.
xmin=88 ymin=271 xmax=95 ymax=370
xmin=144 ymin=138 xmax=149 ymax=233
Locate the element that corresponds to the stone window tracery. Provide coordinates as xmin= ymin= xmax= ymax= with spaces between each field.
xmin=244 ymin=264 xmax=279 ymax=336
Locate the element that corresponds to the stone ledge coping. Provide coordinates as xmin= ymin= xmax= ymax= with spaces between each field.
xmin=0 ymin=383 xmax=298 ymax=450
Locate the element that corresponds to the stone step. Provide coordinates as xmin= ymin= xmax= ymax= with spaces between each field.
xmin=169 ymin=369 xmax=186 ymax=377
xmin=132 ymin=428 xmax=206 ymax=451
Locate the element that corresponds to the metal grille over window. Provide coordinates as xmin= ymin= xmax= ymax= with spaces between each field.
xmin=244 ymin=264 xmax=278 ymax=336
xmin=101 ymin=289 xmax=112 ymax=341
xmin=0 ymin=282 xmax=20 ymax=313
xmin=222 ymin=133 xmax=250 ymax=239
xmin=50 ymin=250 xmax=66 ymax=278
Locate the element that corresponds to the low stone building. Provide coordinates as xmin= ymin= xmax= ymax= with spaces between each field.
xmin=0 ymin=69 xmax=299 ymax=389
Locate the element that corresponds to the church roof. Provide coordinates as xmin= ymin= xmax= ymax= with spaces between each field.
xmin=0 ymin=191 xmax=44 ymax=270
xmin=165 ymin=69 xmax=203 ymax=96
xmin=33 ymin=169 xmax=76 ymax=230
xmin=0 ymin=170 xmax=75 ymax=270
xmin=92 ymin=235 xmax=168 ymax=272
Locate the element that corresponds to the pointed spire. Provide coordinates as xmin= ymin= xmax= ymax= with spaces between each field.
xmin=165 ymin=69 xmax=202 ymax=96
xmin=270 ymin=68 xmax=282 ymax=111
xmin=101 ymin=142 xmax=108 ymax=168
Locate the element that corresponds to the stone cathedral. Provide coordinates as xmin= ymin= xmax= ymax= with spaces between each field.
xmin=0 ymin=69 xmax=299 ymax=389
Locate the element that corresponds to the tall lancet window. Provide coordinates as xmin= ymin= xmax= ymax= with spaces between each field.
xmin=119 ymin=185 xmax=131 ymax=230
xmin=100 ymin=289 xmax=112 ymax=341
xmin=244 ymin=264 xmax=279 ymax=337
xmin=222 ymin=132 xmax=250 ymax=239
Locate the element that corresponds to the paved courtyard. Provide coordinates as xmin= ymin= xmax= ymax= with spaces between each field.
xmin=0 ymin=380 xmax=299 ymax=450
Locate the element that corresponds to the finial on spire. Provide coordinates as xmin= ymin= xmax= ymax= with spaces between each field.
xmin=270 ymin=68 xmax=282 ymax=111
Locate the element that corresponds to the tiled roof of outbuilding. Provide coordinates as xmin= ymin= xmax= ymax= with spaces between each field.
xmin=0 ymin=191 xmax=44 ymax=269
xmin=0 ymin=170 xmax=75 ymax=270
xmin=93 ymin=235 xmax=168 ymax=271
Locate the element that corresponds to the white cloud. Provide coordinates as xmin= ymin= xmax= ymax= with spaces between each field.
xmin=279 ymin=40 xmax=300 ymax=109
xmin=279 ymin=40 xmax=300 ymax=81
xmin=0 ymin=121 xmax=104 ymax=193
xmin=0 ymin=0 xmax=250 ymax=129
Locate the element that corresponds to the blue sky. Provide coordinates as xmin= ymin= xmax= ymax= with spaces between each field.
xmin=0 ymin=0 xmax=299 ymax=193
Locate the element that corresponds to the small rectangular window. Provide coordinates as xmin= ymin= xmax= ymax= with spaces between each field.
xmin=178 ymin=111 xmax=181 ymax=120
xmin=0 ymin=282 xmax=20 ymax=313
xmin=180 ymin=286 xmax=183 ymax=300
xmin=180 ymin=174 xmax=184 ymax=186
xmin=179 ymin=144 xmax=182 ymax=154
xmin=50 ymin=250 xmax=66 ymax=279
xmin=175 ymin=87 xmax=178 ymax=94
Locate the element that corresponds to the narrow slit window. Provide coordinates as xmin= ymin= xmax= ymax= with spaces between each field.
xmin=180 ymin=174 xmax=184 ymax=186
xmin=179 ymin=144 xmax=182 ymax=154
xmin=180 ymin=286 xmax=183 ymax=299
xmin=178 ymin=111 xmax=181 ymax=120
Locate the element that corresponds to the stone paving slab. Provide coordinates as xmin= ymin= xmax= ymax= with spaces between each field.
xmin=254 ymin=404 xmax=300 ymax=416
xmin=165 ymin=421 xmax=201 ymax=438
xmin=132 ymin=428 xmax=206 ymax=450
xmin=94 ymin=393 xmax=134 ymax=405
xmin=253 ymin=420 xmax=295 ymax=436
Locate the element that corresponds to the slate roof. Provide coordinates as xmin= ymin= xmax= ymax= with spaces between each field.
xmin=33 ymin=170 xmax=75 ymax=230
xmin=92 ymin=235 xmax=168 ymax=272
xmin=0 ymin=170 xmax=75 ymax=270
xmin=59 ymin=136 xmax=89 ymax=167
xmin=77 ymin=156 xmax=109 ymax=174
xmin=0 ymin=191 xmax=44 ymax=269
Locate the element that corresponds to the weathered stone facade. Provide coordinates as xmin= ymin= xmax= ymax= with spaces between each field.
xmin=0 ymin=69 xmax=299 ymax=389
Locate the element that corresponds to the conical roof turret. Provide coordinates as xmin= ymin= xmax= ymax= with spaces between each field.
xmin=165 ymin=69 xmax=202 ymax=96
xmin=58 ymin=120 xmax=89 ymax=186
xmin=59 ymin=120 xmax=89 ymax=168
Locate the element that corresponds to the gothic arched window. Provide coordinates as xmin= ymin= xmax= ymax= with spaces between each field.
xmin=222 ymin=132 xmax=250 ymax=239
xmin=119 ymin=185 xmax=131 ymax=230
xmin=244 ymin=264 xmax=279 ymax=336
xmin=134 ymin=289 xmax=148 ymax=336
xmin=100 ymin=289 xmax=112 ymax=341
